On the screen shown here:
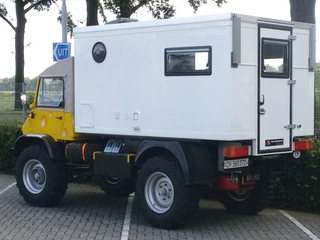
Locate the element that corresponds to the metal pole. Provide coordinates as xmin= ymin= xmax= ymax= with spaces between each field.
xmin=62 ymin=0 xmax=67 ymax=42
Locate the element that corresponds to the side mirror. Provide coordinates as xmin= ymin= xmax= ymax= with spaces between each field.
xmin=20 ymin=94 xmax=27 ymax=106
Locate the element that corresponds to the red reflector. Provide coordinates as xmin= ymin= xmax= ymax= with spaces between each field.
xmin=224 ymin=146 xmax=250 ymax=158
xmin=294 ymin=140 xmax=312 ymax=151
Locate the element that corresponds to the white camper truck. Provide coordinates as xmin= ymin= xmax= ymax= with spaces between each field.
xmin=12 ymin=13 xmax=315 ymax=229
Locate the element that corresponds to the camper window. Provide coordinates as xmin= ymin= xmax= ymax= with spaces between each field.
xmin=262 ymin=38 xmax=289 ymax=78
xmin=165 ymin=46 xmax=212 ymax=76
xmin=37 ymin=78 xmax=64 ymax=108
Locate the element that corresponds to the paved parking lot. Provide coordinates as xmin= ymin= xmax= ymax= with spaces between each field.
xmin=1 ymin=173 xmax=320 ymax=240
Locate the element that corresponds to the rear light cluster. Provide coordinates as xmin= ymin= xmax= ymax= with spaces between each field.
xmin=224 ymin=146 xmax=251 ymax=158
xmin=223 ymin=140 xmax=311 ymax=159
xmin=294 ymin=140 xmax=312 ymax=151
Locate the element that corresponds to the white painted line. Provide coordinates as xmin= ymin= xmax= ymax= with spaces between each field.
xmin=121 ymin=193 xmax=134 ymax=240
xmin=0 ymin=182 xmax=16 ymax=196
xmin=279 ymin=210 xmax=320 ymax=240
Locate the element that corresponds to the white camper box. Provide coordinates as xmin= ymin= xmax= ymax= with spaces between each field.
xmin=73 ymin=13 xmax=315 ymax=155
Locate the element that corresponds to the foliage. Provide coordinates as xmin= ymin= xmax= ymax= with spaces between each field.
xmin=0 ymin=77 xmax=37 ymax=91
xmin=188 ymin=0 xmax=226 ymax=12
xmin=57 ymin=11 xmax=77 ymax=37
xmin=314 ymin=63 xmax=320 ymax=137
xmin=26 ymin=92 xmax=35 ymax=107
xmin=273 ymin=138 xmax=320 ymax=212
xmin=104 ymin=0 xmax=226 ymax=18
xmin=0 ymin=121 xmax=21 ymax=173
xmin=86 ymin=0 xmax=227 ymax=24
xmin=0 ymin=0 xmax=56 ymax=110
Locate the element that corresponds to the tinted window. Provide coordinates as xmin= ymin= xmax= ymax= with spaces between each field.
xmin=262 ymin=39 xmax=289 ymax=78
xmin=165 ymin=46 xmax=212 ymax=76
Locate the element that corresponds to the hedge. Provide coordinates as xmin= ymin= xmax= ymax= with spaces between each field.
xmin=273 ymin=138 xmax=320 ymax=212
xmin=0 ymin=121 xmax=20 ymax=173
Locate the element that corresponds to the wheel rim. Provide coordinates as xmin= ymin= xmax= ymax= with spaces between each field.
xmin=104 ymin=176 xmax=121 ymax=185
xmin=23 ymin=159 xmax=46 ymax=194
xmin=227 ymin=190 xmax=252 ymax=202
xmin=144 ymin=172 xmax=174 ymax=214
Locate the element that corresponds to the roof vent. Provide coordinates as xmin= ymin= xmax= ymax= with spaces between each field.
xmin=106 ymin=18 xmax=138 ymax=24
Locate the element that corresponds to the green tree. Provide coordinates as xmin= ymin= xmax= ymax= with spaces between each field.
xmin=1 ymin=77 xmax=15 ymax=91
xmin=85 ymin=0 xmax=226 ymax=26
xmin=0 ymin=0 xmax=55 ymax=110
xmin=24 ymin=77 xmax=38 ymax=91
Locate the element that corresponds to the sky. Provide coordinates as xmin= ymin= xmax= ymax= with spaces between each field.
xmin=0 ymin=0 xmax=318 ymax=78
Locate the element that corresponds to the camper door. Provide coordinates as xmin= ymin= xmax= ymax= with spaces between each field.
xmin=258 ymin=24 xmax=293 ymax=153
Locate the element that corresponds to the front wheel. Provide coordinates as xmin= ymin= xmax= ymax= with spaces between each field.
xmin=136 ymin=155 xmax=199 ymax=229
xmin=219 ymin=182 xmax=271 ymax=215
xmin=16 ymin=145 xmax=68 ymax=207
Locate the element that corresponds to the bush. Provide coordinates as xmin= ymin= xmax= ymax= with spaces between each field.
xmin=0 ymin=121 xmax=21 ymax=173
xmin=273 ymin=138 xmax=320 ymax=212
xmin=26 ymin=92 xmax=34 ymax=108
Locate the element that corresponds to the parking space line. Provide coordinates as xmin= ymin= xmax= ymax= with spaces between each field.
xmin=280 ymin=210 xmax=320 ymax=240
xmin=0 ymin=182 xmax=16 ymax=196
xmin=121 ymin=193 xmax=134 ymax=240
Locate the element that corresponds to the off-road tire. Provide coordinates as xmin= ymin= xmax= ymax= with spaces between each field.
xmin=218 ymin=181 xmax=272 ymax=215
xmin=136 ymin=155 xmax=199 ymax=229
xmin=97 ymin=176 xmax=135 ymax=197
xmin=16 ymin=145 xmax=68 ymax=207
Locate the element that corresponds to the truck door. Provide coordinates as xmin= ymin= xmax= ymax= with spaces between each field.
xmin=33 ymin=77 xmax=65 ymax=140
xmin=258 ymin=24 xmax=293 ymax=153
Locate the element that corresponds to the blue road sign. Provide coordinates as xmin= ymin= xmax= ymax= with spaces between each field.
xmin=53 ymin=42 xmax=71 ymax=62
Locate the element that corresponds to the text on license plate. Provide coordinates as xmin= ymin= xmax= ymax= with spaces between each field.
xmin=224 ymin=158 xmax=249 ymax=169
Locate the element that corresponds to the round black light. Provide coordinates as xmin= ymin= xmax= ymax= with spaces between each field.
xmin=92 ymin=42 xmax=106 ymax=63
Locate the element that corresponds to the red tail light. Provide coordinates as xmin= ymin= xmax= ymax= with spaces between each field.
xmin=224 ymin=146 xmax=251 ymax=158
xmin=294 ymin=140 xmax=312 ymax=151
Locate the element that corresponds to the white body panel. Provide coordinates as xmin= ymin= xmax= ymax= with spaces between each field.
xmin=73 ymin=13 xmax=314 ymax=152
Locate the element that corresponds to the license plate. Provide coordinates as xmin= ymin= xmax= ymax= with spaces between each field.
xmin=224 ymin=158 xmax=249 ymax=169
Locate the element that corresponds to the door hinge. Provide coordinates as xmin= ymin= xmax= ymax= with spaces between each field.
xmin=288 ymin=35 xmax=297 ymax=40
xmin=284 ymin=124 xmax=296 ymax=129
xmin=287 ymin=80 xmax=296 ymax=85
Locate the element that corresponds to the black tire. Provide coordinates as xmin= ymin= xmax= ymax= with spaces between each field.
xmin=136 ymin=155 xmax=199 ymax=229
xmin=16 ymin=145 xmax=68 ymax=207
xmin=219 ymin=182 xmax=271 ymax=215
xmin=97 ymin=176 xmax=135 ymax=197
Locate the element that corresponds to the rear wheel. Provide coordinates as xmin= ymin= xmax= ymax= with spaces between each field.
xmin=219 ymin=182 xmax=270 ymax=215
xmin=16 ymin=145 xmax=68 ymax=207
xmin=136 ymin=155 xmax=199 ymax=229
xmin=97 ymin=176 xmax=135 ymax=196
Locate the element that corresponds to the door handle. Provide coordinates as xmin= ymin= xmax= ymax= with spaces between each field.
xmin=259 ymin=94 xmax=265 ymax=106
xmin=260 ymin=108 xmax=266 ymax=115
xmin=55 ymin=116 xmax=63 ymax=120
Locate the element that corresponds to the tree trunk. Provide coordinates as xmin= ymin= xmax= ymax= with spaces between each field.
xmin=14 ymin=0 xmax=26 ymax=110
xmin=86 ymin=0 xmax=99 ymax=26
xmin=289 ymin=0 xmax=316 ymax=24
xmin=119 ymin=0 xmax=134 ymax=18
